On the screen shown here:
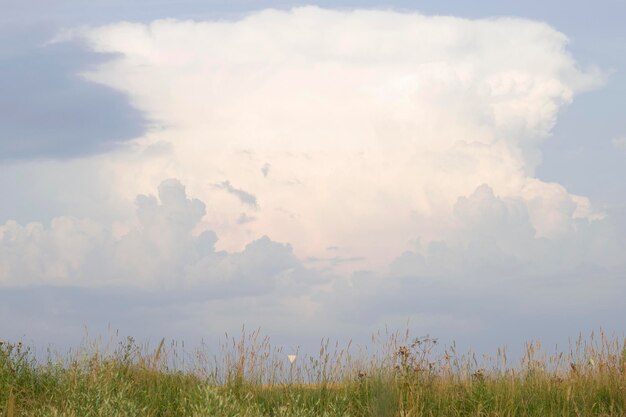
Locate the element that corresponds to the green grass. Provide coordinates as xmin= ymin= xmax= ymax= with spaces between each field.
xmin=1 ymin=330 xmax=625 ymax=416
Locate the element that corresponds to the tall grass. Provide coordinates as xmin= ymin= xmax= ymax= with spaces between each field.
xmin=1 ymin=329 xmax=625 ymax=416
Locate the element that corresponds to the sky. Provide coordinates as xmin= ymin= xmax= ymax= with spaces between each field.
xmin=1 ymin=0 xmax=625 ymax=359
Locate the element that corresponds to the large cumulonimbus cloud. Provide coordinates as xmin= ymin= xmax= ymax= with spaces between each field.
xmin=60 ymin=7 xmax=606 ymax=272
xmin=1 ymin=8 xmax=624 ymax=351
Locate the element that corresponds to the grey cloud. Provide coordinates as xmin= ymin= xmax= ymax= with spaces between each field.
xmin=261 ymin=162 xmax=270 ymax=177
xmin=0 ymin=285 xmax=221 ymax=353
xmin=0 ymin=179 xmax=330 ymax=353
xmin=186 ymin=236 xmax=307 ymax=297
xmin=386 ymin=185 xmax=624 ymax=281
xmin=1 ymin=180 xmax=625 ymax=358
xmin=236 ymin=213 xmax=255 ymax=224
xmin=215 ymin=180 xmax=258 ymax=208
xmin=323 ymin=266 xmax=626 ymax=357
xmin=305 ymin=256 xmax=366 ymax=266
xmin=0 ymin=179 xmax=321 ymax=295
xmin=314 ymin=184 xmax=626 ymax=355
xmin=0 ymin=30 xmax=145 ymax=161
xmin=452 ymin=184 xmax=536 ymax=257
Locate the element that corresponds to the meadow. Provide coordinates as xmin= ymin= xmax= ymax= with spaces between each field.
xmin=1 ymin=329 xmax=625 ymax=416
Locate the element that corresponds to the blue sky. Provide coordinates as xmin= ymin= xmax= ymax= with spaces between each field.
xmin=1 ymin=0 xmax=625 ymax=357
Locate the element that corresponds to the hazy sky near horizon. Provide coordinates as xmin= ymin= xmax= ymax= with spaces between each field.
xmin=1 ymin=0 xmax=625 ymax=355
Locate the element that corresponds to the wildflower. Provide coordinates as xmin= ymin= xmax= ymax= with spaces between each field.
xmin=398 ymin=346 xmax=409 ymax=358
xmin=472 ymin=369 xmax=485 ymax=382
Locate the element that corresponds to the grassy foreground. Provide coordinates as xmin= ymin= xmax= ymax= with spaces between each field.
xmin=1 ymin=330 xmax=625 ymax=416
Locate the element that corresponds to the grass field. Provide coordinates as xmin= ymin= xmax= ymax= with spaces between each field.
xmin=1 ymin=329 xmax=625 ymax=416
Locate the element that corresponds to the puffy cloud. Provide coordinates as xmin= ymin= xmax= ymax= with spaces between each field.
xmin=62 ymin=7 xmax=605 ymax=271
xmin=404 ymin=184 xmax=623 ymax=278
xmin=0 ymin=179 xmax=320 ymax=295
xmin=0 ymin=217 xmax=108 ymax=286
xmin=1 ymin=180 xmax=624 ymax=354
xmin=0 ymin=178 xmax=331 ymax=351
xmin=316 ymin=183 xmax=626 ymax=352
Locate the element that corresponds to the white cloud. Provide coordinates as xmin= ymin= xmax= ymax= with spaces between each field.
xmin=0 ymin=217 xmax=108 ymax=286
xmin=62 ymin=7 xmax=605 ymax=272
xmin=0 ymin=179 xmax=322 ymax=294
